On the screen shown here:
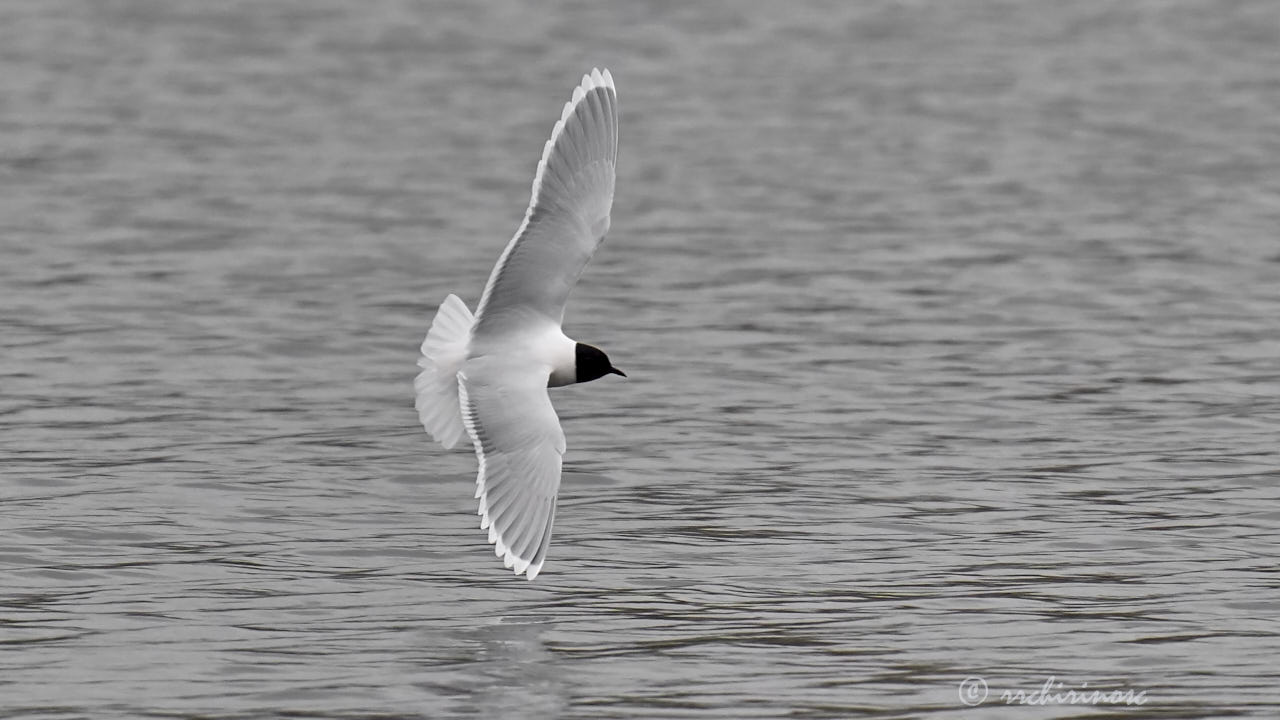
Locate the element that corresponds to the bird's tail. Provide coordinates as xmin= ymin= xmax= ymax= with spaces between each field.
xmin=415 ymin=294 xmax=473 ymax=449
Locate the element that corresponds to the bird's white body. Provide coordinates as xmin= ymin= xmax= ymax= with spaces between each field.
xmin=415 ymin=69 xmax=620 ymax=580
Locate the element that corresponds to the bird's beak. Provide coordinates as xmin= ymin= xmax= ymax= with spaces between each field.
xmin=610 ymin=367 xmax=627 ymax=378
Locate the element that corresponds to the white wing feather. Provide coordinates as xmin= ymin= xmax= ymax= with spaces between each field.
xmin=458 ymin=361 xmax=565 ymax=580
xmin=472 ymin=68 xmax=618 ymax=341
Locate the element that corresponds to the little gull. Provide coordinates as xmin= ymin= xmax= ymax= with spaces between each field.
xmin=415 ymin=68 xmax=624 ymax=580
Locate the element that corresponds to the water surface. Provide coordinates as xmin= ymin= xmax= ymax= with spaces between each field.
xmin=2 ymin=1 xmax=1279 ymax=718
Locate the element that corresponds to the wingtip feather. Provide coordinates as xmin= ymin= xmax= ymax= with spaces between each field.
xmin=512 ymin=554 xmax=531 ymax=575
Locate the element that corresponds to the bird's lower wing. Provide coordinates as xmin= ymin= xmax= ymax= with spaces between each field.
xmin=457 ymin=361 xmax=566 ymax=580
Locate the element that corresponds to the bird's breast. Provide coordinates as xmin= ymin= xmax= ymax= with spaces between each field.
xmin=470 ymin=323 xmax=577 ymax=388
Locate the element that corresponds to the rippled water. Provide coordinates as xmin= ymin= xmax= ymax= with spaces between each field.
xmin=3 ymin=1 xmax=1279 ymax=718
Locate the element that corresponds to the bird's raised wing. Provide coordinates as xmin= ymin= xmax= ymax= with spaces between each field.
xmin=472 ymin=68 xmax=618 ymax=338
xmin=457 ymin=359 xmax=566 ymax=580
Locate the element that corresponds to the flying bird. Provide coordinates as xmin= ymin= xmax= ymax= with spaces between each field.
xmin=415 ymin=68 xmax=623 ymax=580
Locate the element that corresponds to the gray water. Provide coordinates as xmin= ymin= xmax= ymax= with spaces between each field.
xmin=3 ymin=1 xmax=1279 ymax=718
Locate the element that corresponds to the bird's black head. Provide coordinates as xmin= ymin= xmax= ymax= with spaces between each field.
xmin=575 ymin=343 xmax=626 ymax=384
